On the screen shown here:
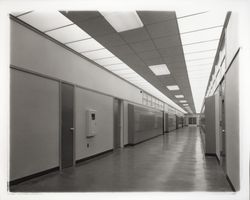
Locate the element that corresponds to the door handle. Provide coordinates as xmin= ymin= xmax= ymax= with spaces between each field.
xmin=70 ymin=127 xmax=74 ymax=131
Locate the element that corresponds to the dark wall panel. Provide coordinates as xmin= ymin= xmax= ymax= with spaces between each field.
xmin=128 ymin=104 xmax=163 ymax=145
xmin=168 ymin=113 xmax=176 ymax=132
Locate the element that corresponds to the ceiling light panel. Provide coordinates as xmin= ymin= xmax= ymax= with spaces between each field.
xmin=46 ymin=24 xmax=90 ymax=44
xmin=175 ymin=95 xmax=184 ymax=98
xmin=104 ymin=63 xmax=130 ymax=71
xmin=183 ymin=40 xmax=219 ymax=54
xmin=66 ymin=38 xmax=104 ymax=52
xmin=11 ymin=11 xmax=31 ymax=17
xmin=148 ymin=64 xmax=170 ymax=76
xmin=18 ymin=11 xmax=73 ymax=32
xmin=186 ymin=58 xmax=214 ymax=67
xmin=179 ymin=100 xmax=187 ymax=103
xmin=175 ymin=10 xmax=207 ymax=18
xmin=167 ymin=85 xmax=180 ymax=90
xmin=100 ymin=11 xmax=143 ymax=32
xmin=183 ymin=104 xmax=189 ymax=106
xmin=82 ymin=49 xmax=114 ymax=60
xmin=112 ymin=68 xmax=136 ymax=75
xmin=184 ymin=50 xmax=216 ymax=61
xmin=95 ymin=57 xmax=122 ymax=66
xmin=180 ymin=27 xmax=223 ymax=45
xmin=177 ymin=11 xmax=226 ymax=33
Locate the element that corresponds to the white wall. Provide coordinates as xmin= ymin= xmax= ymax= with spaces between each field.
xmin=224 ymin=12 xmax=240 ymax=191
xmin=10 ymin=20 xmax=142 ymax=105
xmin=10 ymin=69 xmax=59 ymax=181
xmin=225 ymin=53 xmax=239 ymax=191
xmin=75 ymin=87 xmax=113 ymax=160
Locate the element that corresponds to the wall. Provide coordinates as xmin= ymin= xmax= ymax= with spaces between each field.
xmin=167 ymin=113 xmax=176 ymax=132
xmin=75 ymin=87 xmax=113 ymax=160
xmin=10 ymin=69 xmax=59 ymax=181
xmin=224 ymin=12 xmax=240 ymax=191
xmin=128 ymin=104 xmax=163 ymax=145
xmin=10 ymin=20 xmax=142 ymax=105
xmin=225 ymin=51 xmax=239 ymax=190
xmin=10 ymin=19 xmax=144 ymax=181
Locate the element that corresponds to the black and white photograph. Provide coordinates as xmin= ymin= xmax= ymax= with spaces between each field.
xmin=0 ymin=0 xmax=249 ymax=200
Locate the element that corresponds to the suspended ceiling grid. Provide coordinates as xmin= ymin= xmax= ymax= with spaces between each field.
xmin=61 ymin=11 xmax=196 ymax=113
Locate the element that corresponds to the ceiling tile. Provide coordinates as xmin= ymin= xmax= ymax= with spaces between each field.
xmin=163 ymin=56 xmax=185 ymax=65
xmin=137 ymin=11 xmax=176 ymax=25
xmin=146 ymin=19 xmax=179 ymax=38
xmin=95 ymin=33 xmax=126 ymax=47
xmin=180 ymin=27 xmax=223 ymax=45
xmin=183 ymin=40 xmax=219 ymax=54
xmin=137 ymin=50 xmax=161 ymax=60
xmin=120 ymin=28 xmax=150 ymax=43
xmin=18 ymin=11 xmax=73 ymax=32
xmin=158 ymin=46 xmax=184 ymax=57
xmin=153 ymin=35 xmax=181 ymax=49
xmin=60 ymin=11 xmax=101 ymax=23
xmin=130 ymin=40 xmax=155 ymax=52
xmin=143 ymin=57 xmax=164 ymax=66
xmin=107 ymin=44 xmax=135 ymax=57
xmin=46 ymin=24 xmax=90 ymax=44
xmin=77 ymin=17 xmax=116 ymax=37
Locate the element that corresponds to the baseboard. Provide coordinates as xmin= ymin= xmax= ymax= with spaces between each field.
xmin=9 ymin=166 xmax=59 ymax=186
xmin=205 ymin=153 xmax=220 ymax=165
xmin=76 ymin=149 xmax=113 ymax=165
xmin=226 ymin=175 xmax=236 ymax=192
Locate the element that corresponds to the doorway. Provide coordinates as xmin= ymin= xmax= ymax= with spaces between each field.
xmin=219 ymin=81 xmax=226 ymax=171
xmin=113 ymin=98 xmax=123 ymax=149
xmin=60 ymin=82 xmax=74 ymax=169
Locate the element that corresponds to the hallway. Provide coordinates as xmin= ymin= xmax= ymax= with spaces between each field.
xmin=10 ymin=127 xmax=231 ymax=192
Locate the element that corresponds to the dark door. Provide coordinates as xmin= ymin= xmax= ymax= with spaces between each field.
xmin=164 ymin=112 xmax=169 ymax=133
xmin=220 ymin=81 xmax=226 ymax=171
xmin=176 ymin=115 xmax=179 ymax=129
xmin=113 ymin=98 xmax=121 ymax=149
xmin=61 ymin=83 xmax=74 ymax=169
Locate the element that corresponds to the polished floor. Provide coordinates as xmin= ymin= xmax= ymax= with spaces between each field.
xmin=10 ymin=126 xmax=231 ymax=192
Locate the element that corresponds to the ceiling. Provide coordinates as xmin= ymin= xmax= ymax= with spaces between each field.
xmin=12 ymin=10 xmax=227 ymax=113
xmin=61 ymin=11 xmax=195 ymax=113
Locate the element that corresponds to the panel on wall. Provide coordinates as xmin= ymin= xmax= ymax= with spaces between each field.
xmin=225 ymin=54 xmax=239 ymax=191
xmin=168 ymin=113 xmax=176 ymax=132
xmin=204 ymin=95 xmax=216 ymax=155
xmin=75 ymin=87 xmax=113 ymax=161
xmin=10 ymin=69 xmax=59 ymax=181
xmin=128 ymin=104 xmax=163 ymax=145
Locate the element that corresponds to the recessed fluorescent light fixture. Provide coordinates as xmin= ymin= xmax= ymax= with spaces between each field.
xmin=175 ymin=95 xmax=184 ymax=98
xmin=148 ymin=64 xmax=170 ymax=76
xmin=100 ymin=11 xmax=143 ymax=32
xmin=167 ymin=85 xmax=180 ymax=90
xmin=183 ymin=104 xmax=189 ymax=106
xmin=179 ymin=100 xmax=187 ymax=103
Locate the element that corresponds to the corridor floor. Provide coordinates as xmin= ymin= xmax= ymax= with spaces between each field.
xmin=10 ymin=127 xmax=232 ymax=192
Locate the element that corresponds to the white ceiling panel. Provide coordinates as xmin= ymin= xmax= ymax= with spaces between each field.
xmin=95 ymin=57 xmax=122 ymax=66
xmin=180 ymin=27 xmax=223 ymax=45
xmin=177 ymin=11 xmax=226 ymax=33
xmin=82 ymin=48 xmax=114 ymax=60
xmin=184 ymin=50 xmax=216 ymax=61
xmin=46 ymin=24 xmax=90 ymax=44
xmin=112 ymin=68 xmax=136 ymax=75
xmin=18 ymin=11 xmax=73 ymax=32
xmin=66 ymin=38 xmax=104 ymax=52
xmin=175 ymin=10 xmax=207 ymax=18
xmin=183 ymin=40 xmax=219 ymax=54
xmin=104 ymin=63 xmax=130 ymax=71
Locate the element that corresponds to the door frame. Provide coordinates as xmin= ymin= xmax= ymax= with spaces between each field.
xmin=59 ymin=81 xmax=76 ymax=170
